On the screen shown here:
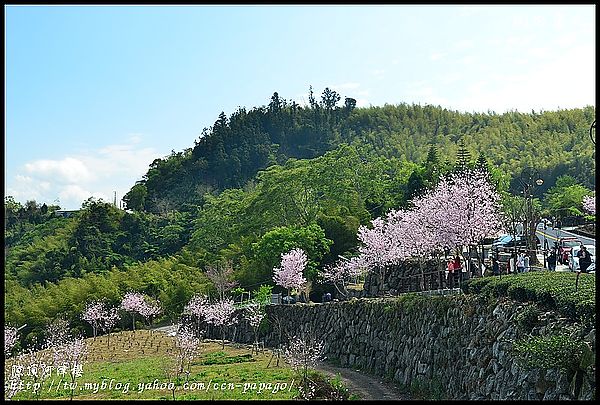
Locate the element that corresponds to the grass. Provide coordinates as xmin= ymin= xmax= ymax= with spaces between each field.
xmin=7 ymin=329 xmax=346 ymax=400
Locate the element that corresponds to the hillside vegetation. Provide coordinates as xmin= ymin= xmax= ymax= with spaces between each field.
xmin=4 ymin=90 xmax=595 ymax=343
xmin=122 ymin=90 xmax=595 ymax=214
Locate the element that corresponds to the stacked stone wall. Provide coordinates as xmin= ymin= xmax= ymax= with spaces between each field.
xmin=207 ymin=295 xmax=594 ymax=400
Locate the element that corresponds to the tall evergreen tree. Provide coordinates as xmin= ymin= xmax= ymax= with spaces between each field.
xmin=454 ymin=139 xmax=472 ymax=172
xmin=474 ymin=151 xmax=491 ymax=177
xmin=424 ymin=144 xmax=440 ymax=185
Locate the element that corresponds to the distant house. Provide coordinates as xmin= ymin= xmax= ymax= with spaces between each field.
xmin=54 ymin=210 xmax=80 ymax=218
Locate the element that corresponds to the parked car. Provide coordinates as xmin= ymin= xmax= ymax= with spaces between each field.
xmin=491 ymin=234 xmax=541 ymax=252
xmin=568 ymin=245 xmax=595 ymax=271
xmin=557 ymin=237 xmax=582 ymax=264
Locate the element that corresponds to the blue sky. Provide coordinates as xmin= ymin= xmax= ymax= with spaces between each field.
xmin=5 ymin=5 xmax=595 ymax=210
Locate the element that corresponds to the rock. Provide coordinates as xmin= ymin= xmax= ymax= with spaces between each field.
xmin=543 ymin=388 xmax=558 ymax=401
xmin=556 ymin=372 xmax=570 ymax=394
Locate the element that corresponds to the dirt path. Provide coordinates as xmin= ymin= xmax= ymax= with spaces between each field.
xmin=314 ymin=362 xmax=412 ymax=400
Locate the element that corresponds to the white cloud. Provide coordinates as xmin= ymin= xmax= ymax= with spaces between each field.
xmin=58 ymin=185 xmax=110 ymax=206
xmin=24 ymin=157 xmax=93 ymax=184
xmin=7 ymin=136 xmax=162 ymax=210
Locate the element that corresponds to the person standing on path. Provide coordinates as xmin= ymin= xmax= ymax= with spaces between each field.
xmin=446 ymin=259 xmax=455 ymax=288
xmin=492 ymin=257 xmax=500 ymax=276
xmin=577 ymin=245 xmax=593 ymax=273
xmin=547 ymin=250 xmax=557 ymax=271
xmin=452 ymin=254 xmax=462 ymax=286
xmin=516 ymin=252 xmax=525 ymax=273
xmin=509 ymin=252 xmax=516 ymax=274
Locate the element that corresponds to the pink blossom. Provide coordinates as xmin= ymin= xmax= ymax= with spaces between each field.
xmin=244 ymin=303 xmax=265 ymax=329
xmin=139 ymin=298 xmax=162 ymax=326
xmin=354 ymin=169 xmax=502 ymax=293
xmin=204 ymin=298 xmax=238 ymax=349
xmin=100 ymin=307 xmax=121 ymax=335
xmin=583 ymin=195 xmax=595 ymax=215
xmin=204 ymin=298 xmax=238 ymax=328
xmin=321 ymin=256 xmax=366 ymax=297
xmin=184 ymin=294 xmax=210 ymax=320
xmin=121 ymin=292 xmax=162 ymax=330
xmin=175 ymin=325 xmax=201 ymax=365
xmin=411 ymin=169 xmax=502 ymax=249
xmin=82 ymin=301 xmax=107 ymax=337
xmin=44 ymin=318 xmax=71 ymax=350
xmin=82 ymin=301 xmax=121 ymax=337
xmin=273 ymin=248 xmax=308 ymax=292
xmin=120 ymin=291 xmax=146 ymax=313
xmin=283 ymin=333 xmax=325 ymax=378
xmin=206 ymin=263 xmax=238 ymax=299
xmin=357 ymin=217 xmax=401 ymax=268
xmin=4 ymin=325 xmax=18 ymax=357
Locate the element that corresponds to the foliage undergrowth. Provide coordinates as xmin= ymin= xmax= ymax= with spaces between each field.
xmin=462 ymin=272 xmax=595 ymax=323
xmin=512 ymin=333 xmax=594 ymax=375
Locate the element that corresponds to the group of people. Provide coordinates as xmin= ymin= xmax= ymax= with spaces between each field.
xmin=489 ymin=244 xmax=593 ymax=275
xmin=446 ymin=255 xmax=462 ymax=288
xmin=488 ymin=250 xmax=537 ymax=275
xmin=547 ymin=243 xmax=592 ymax=272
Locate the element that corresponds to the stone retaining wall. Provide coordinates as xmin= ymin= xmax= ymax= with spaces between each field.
xmin=204 ymin=294 xmax=595 ymax=400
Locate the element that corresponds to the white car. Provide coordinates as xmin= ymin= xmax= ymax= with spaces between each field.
xmin=568 ymin=245 xmax=595 ymax=271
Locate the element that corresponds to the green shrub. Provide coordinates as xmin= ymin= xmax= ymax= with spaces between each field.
xmin=515 ymin=304 xmax=540 ymax=332
xmin=512 ymin=334 xmax=591 ymax=374
xmin=463 ymin=272 xmax=595 ymax=323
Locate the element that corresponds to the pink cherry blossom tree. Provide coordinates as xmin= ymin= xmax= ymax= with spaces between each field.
xmin=45 ymin=318 xmax=71 ymax=353
xmin=356 ymin=216 xmax=404 ymax=295
xmin=411 ymin=168 xmax=502 ymax=274
xmin=82 ymin=300 xmax=121 ymax=342
xmin=583 ymin=195 xmax=595 ymax=215
xmin=387 ymin=207 xmax=439 ymax=290
xmin=82 ymin=300 xmax=107 ymax=338
xmin=184 ymin=294 xmax=210 ymax=336
xmin=283 ymin=331 xmax=325 ymax=397
xmin=244 ymin=302 xmax=266 ymax=354
xmin=40 ymin=318 xmax=87 ymax=401
xmin=174 ymin=324 xmax=202 ymax=379
xmin=139 ymin=297 xmax=162 ymax=330
xmin=320 ymin=256 xmax=366 ymax=298
xmin=57 ymin=337 xmax=87 ymax=400
xmin=120 ymin=291 xmax=146 ymax=331
xmin=273 ymin=248 xmax=308 ymax=301
xmin=353 ymin=168 xmax=502 ymax=294
xmin=100 ymin=307 xmax=121 ymax=347
xmin=4 ymin=325 xmax=19 ymax=358
xmin=163 ymin=324 xmax=202 ymax=400
xmin=204 ymin=298 xmax=238 ymax=349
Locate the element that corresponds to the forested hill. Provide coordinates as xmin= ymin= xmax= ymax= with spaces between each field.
xmin=123 ymin=88 xmax=596 ymax=214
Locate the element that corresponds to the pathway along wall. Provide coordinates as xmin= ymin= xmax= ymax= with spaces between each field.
xmin=212 ymin=295 xmax=595 ymax=400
